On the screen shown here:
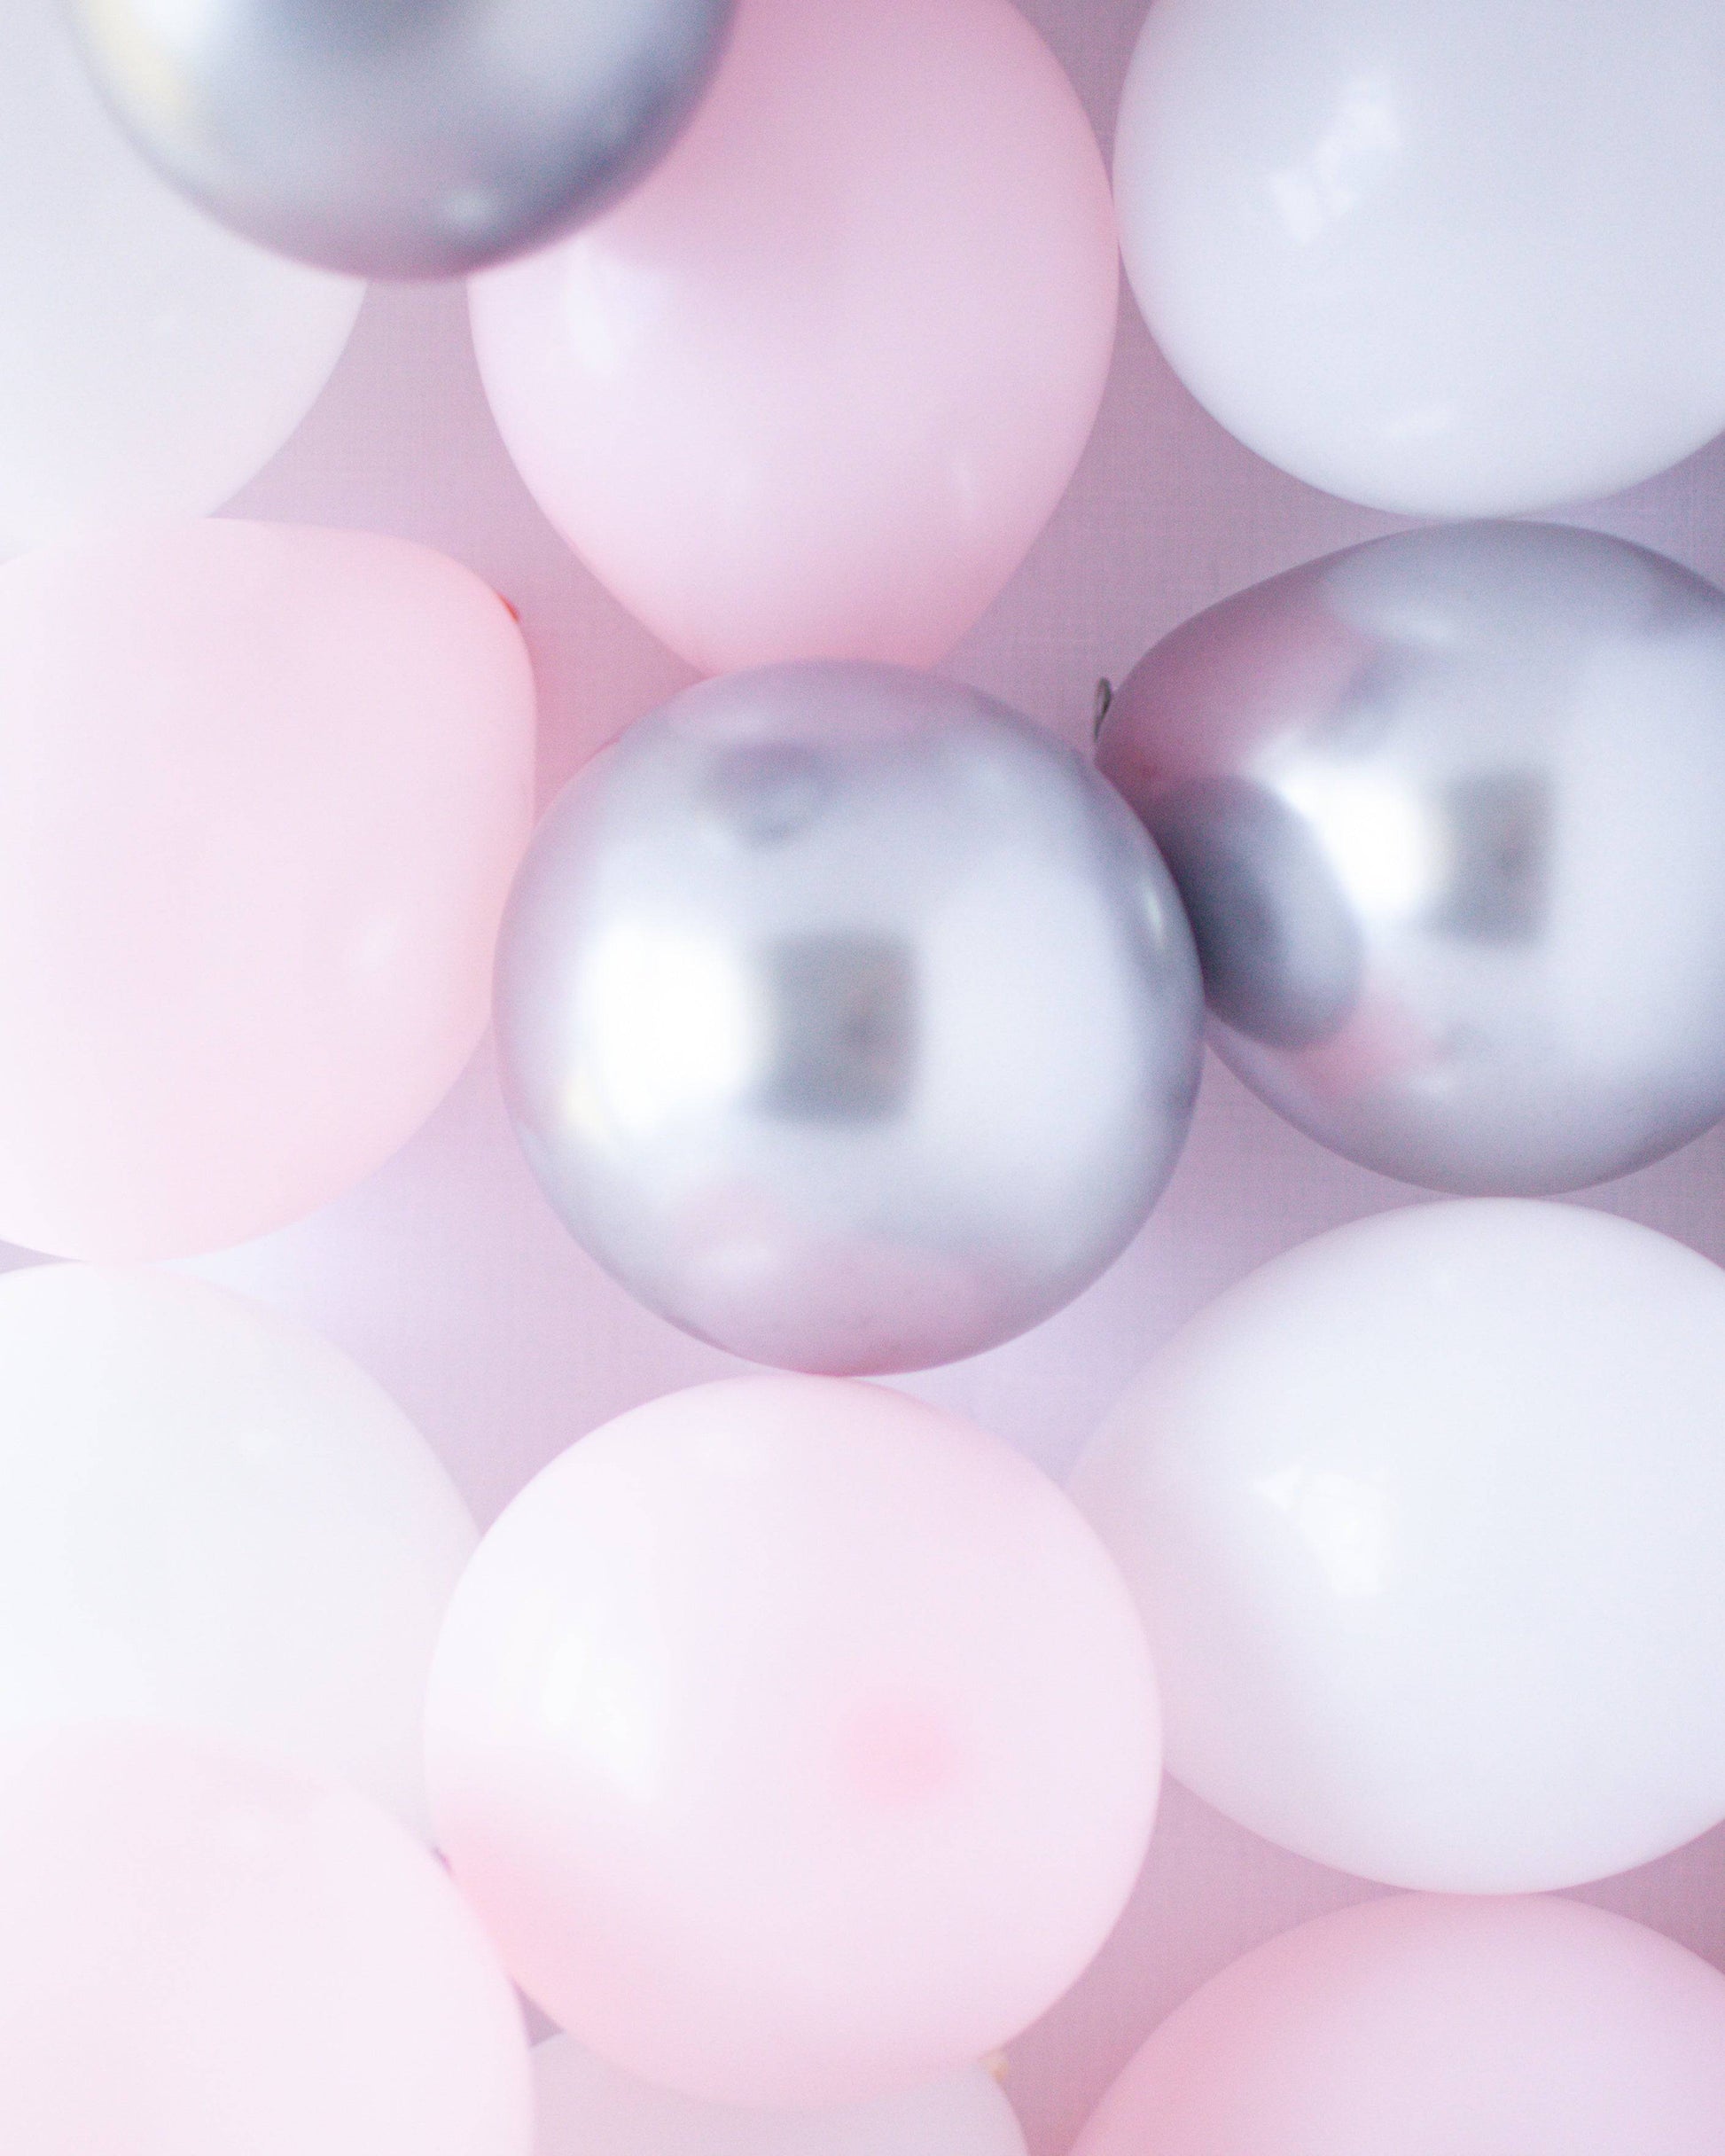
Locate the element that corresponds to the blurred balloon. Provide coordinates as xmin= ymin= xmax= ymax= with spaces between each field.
xmin=0 ymin=519 xmax=535 ymax=1261
xmin=0 ymin=0 xmax=359 ymax=554
xmin=0 ymin=1724 xmax=531 ymax=2156
xmin=1073 ymin=1199 xmax=1725 ymax=1892
xmin=470 ymin=0 xmax=1118 ymax=673
xmin=1113 ymin=0 xmax=1725 ymax=514
xmin=0 ymin=1263 xmax=475 ymax=1836
xmin=496 ymin=662 xmax=1200 ymax=1374
xmin=67 ymin=0 xmax=734 ymax=280
xmin=426 ymin=1374 xmax=1160 ymax=2107
xmin=1098 ymin=520 xmax=1725 ymax=1193
xmin=1072 ymin=1895 xmax=1725 ymax=2156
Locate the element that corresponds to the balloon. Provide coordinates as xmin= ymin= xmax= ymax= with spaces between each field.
xmin=0 ymin=1723 xmax=531 ymax=2156
xmin=0 ymin=519 xmax=535 ymax=1261
xmin=0 ymin=0 xmax=360 ymax=554
xmin=1113 ymin=0 xmax=1725 ymax=515
xmin=1073 ymin=1199 xmax=1725 ymax=1893
xmin=496 ymin=662 xmax=1201 ymax=1374
xmin=469 ymin=0 xmax=1118 ymax=674
xmin=67 ymin=0 xmax=734 ymax=281
xmin=426 ymin=1374 xmax=1160 ymax=2108
xmin=0 ymin=1262 xmax=475 ymax=1836
xmin=1097 ymin=521 xmax=1725 ymax=1194
xmin=1072 ymin=1895 xmax=1725 ymax=2156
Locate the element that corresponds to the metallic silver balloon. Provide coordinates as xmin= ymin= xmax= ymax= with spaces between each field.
xmin=66 ymin=0 xmax=734 ymax=278
xmin=1099 ymin=519 xmax=1725 ymax=1194
xmin=497 ymin=662 xmax=1202 ymax=1374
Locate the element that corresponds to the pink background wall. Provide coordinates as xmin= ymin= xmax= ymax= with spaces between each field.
xmin=19 ymin=0 xmax=1722 ymax=2144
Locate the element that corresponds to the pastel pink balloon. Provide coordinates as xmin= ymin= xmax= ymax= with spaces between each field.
xmin=0 ymin=1722 xmax=533 ymax=2156
xmin=425 ymin=1375 xmax=1160 ymax=2108
xmin=1073 ymin=1895 xmax=1725 ymax=2156
xmin=0 ymin=520 xmax=535 ymax=1260
xmin=469 ymin=0 xmax=1118 ymax=676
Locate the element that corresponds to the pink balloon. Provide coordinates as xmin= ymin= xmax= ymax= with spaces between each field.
xmin=425 ymin=1375 xmax=1160 ymax=2108
xmin=0 ymin=1722 xmax=532 ymax=2156
xmin=1073 ymin=1895 xmax=1725 ymax=2156
xmin=0 ymin=519 xmax=535 ymax=1261
xmin=469 ymin=0 xmax=1118 ymax=676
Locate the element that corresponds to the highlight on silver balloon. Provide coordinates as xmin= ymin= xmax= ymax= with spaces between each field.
xmin=496 ymin=661 xmax=1203 ymax=1375
xmin=1098 ymin=519 xmax=1725 ymax=1195
xmin=65 ymin=0 xmax=736 ymax=279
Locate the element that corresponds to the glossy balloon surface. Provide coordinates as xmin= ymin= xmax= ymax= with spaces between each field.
xmin=1114 ymin=0 xmax=1725 ymax=514
xmin=1099 ymin=520 xmax=1725 ymax=1194
xmin=496 ymin=663 xmax=1200 ymax=1373
xmin=69 ymin=0 xmax=734 ymax=279
xmin=1073 ymin=1199 xmax=1725 ymax=1892
xmin=427 ymin=1375 xmax=1161 ymax=2107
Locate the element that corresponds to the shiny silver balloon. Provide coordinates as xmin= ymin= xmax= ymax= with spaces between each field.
xmin=497 ymin=662 xmax=1202 ymax=1374
xmin=1099 ymin=519 xmax=1725 ymax=1194
xmin=66 ymin=0 xmax=734 ymax=278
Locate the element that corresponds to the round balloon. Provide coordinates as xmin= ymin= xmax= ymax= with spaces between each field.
xmin=1073 ymin=1199 xmax=1725 ymax=1893
xmin=426 ymin=1375 xmax=1161 ymax=2107
xmin=496 ymin=662 xmax=1200 ymax=1374
xmin=1098 ymin=520 xmax=1725 ymax=1194
xmin=0 ymin=519 xmax=535 ymax=1261
xmin=0 ymin=0 xmax=359 ymax=554
xmin=0 ymin=1724 xmax=531 ymax=2156
xmin=1073 ymin=1896 xmax=1725 ymax=2156
xmin=1114 ymin=0 xmax=1725 ymax=514
xmin=68 ymin=0 xmax=734 ymax=280
xmin=470 ymin=0 xmax=1118 ymax=673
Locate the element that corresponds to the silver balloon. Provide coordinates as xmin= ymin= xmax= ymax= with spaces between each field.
xmin=497 ymin=662 xmax=1202 ymax=1374
xmin=66 ymin=0 xmax=734 ymax=278
xmin=1099 ymin=519 xmax=1725 ymax=1194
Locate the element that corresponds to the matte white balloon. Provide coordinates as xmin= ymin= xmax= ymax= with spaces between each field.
xmin=1073 ymin=1199 xmax=1725 ymax=1892
xmin=1114 ymin=0 xmax=1725 ymax=514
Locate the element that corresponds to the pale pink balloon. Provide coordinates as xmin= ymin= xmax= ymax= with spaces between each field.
xmin=425 ymin=1375 xmax=1160 ymax=2109
xmin=0 ymin=519 xmax=535 ymax=1260
xmin=469 ymin=0 xmax=1118 ymax=676
xmin=0 ymin=1722 xmax=533 ymax=2156
xmin=1073 ymin=1895 xmax=1725 ymax=2156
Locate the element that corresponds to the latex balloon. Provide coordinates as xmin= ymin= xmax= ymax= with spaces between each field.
xmin=1073 ymin=1199 xmax=1725 ymax=1893
xmin=1097 ymin=521 xmax=1725 ymax=1194
xmin=1113 ymin=0 xmax=1725 ymax=515
xmin=0 ymin=1724 xmax=531 ymax=2156
xmin=1073 ymin=1896 xmax=1725 ymax=2156
xmin=470 ymin=0 xmax=1118 ymax=673
xmin=0 ymin=1262 xmax=475 ymax=1836
xmin=0 ymin=0 xmax=359 ymax=554
xmin=426 ymin=1375 xmax=1161 ymax=2108
xmin=68 ymin=0 xmax=735 ymax=280
xmin=495 ymin=662 xmax=1200 ymax=1374
xmin=0 ymin=519 xmax=535 ymax=1261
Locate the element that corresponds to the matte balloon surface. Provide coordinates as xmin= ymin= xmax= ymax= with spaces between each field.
xmin=0 ymin=1263 xmax=475 ymax=1835
xmin=0 ymin=520 xmax=535 ymax=1260
xmin=1114 ymin=0 xmax=1725 ymax=513
xmin=496 ymin=662 xmax=1200 ymax=1373
xmin=0 ymin=1725 xmax=532 ymax=2156
xmin=427 ymin=1375 xmax=1161 ymax=2107
xmin=1099 ymin=521 xmax=1725 ymax=1193
xmin=1073 ymin=1896 xmax=1725 ymax=2156
xmin=69 ymin=0 xmax=734 ymax=279
xmin=0 ymin=0 xmax=359 ymax=552
xmin=1073 ymin=1200 xmax=1725 ymax=1892
xmin=471 ymin=0 xmax=1118 ymax=672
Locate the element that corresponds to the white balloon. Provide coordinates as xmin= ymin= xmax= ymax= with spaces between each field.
xmin=1073 ymin=1199 xmax=1725 ymax=1892
xmin=0 ymin=0 xmax=362 ymax=552
xmin=1114 ymin=0 xmax=1725 ymax=515
xmin=0 ymin=1264 xmax=475 ymax=1834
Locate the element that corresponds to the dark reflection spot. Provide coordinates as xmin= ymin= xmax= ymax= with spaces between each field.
xmin=701 ymin=744 xmax=835 ymax=848
xmin=755 ymin=937 xmax=918 ymax=1121
xmin=1424 ymin=770 xmax=1552 ymax=943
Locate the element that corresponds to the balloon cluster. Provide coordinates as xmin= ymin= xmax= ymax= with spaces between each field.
xmin=0 ymin=0 xmax=1722 ymax=2148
